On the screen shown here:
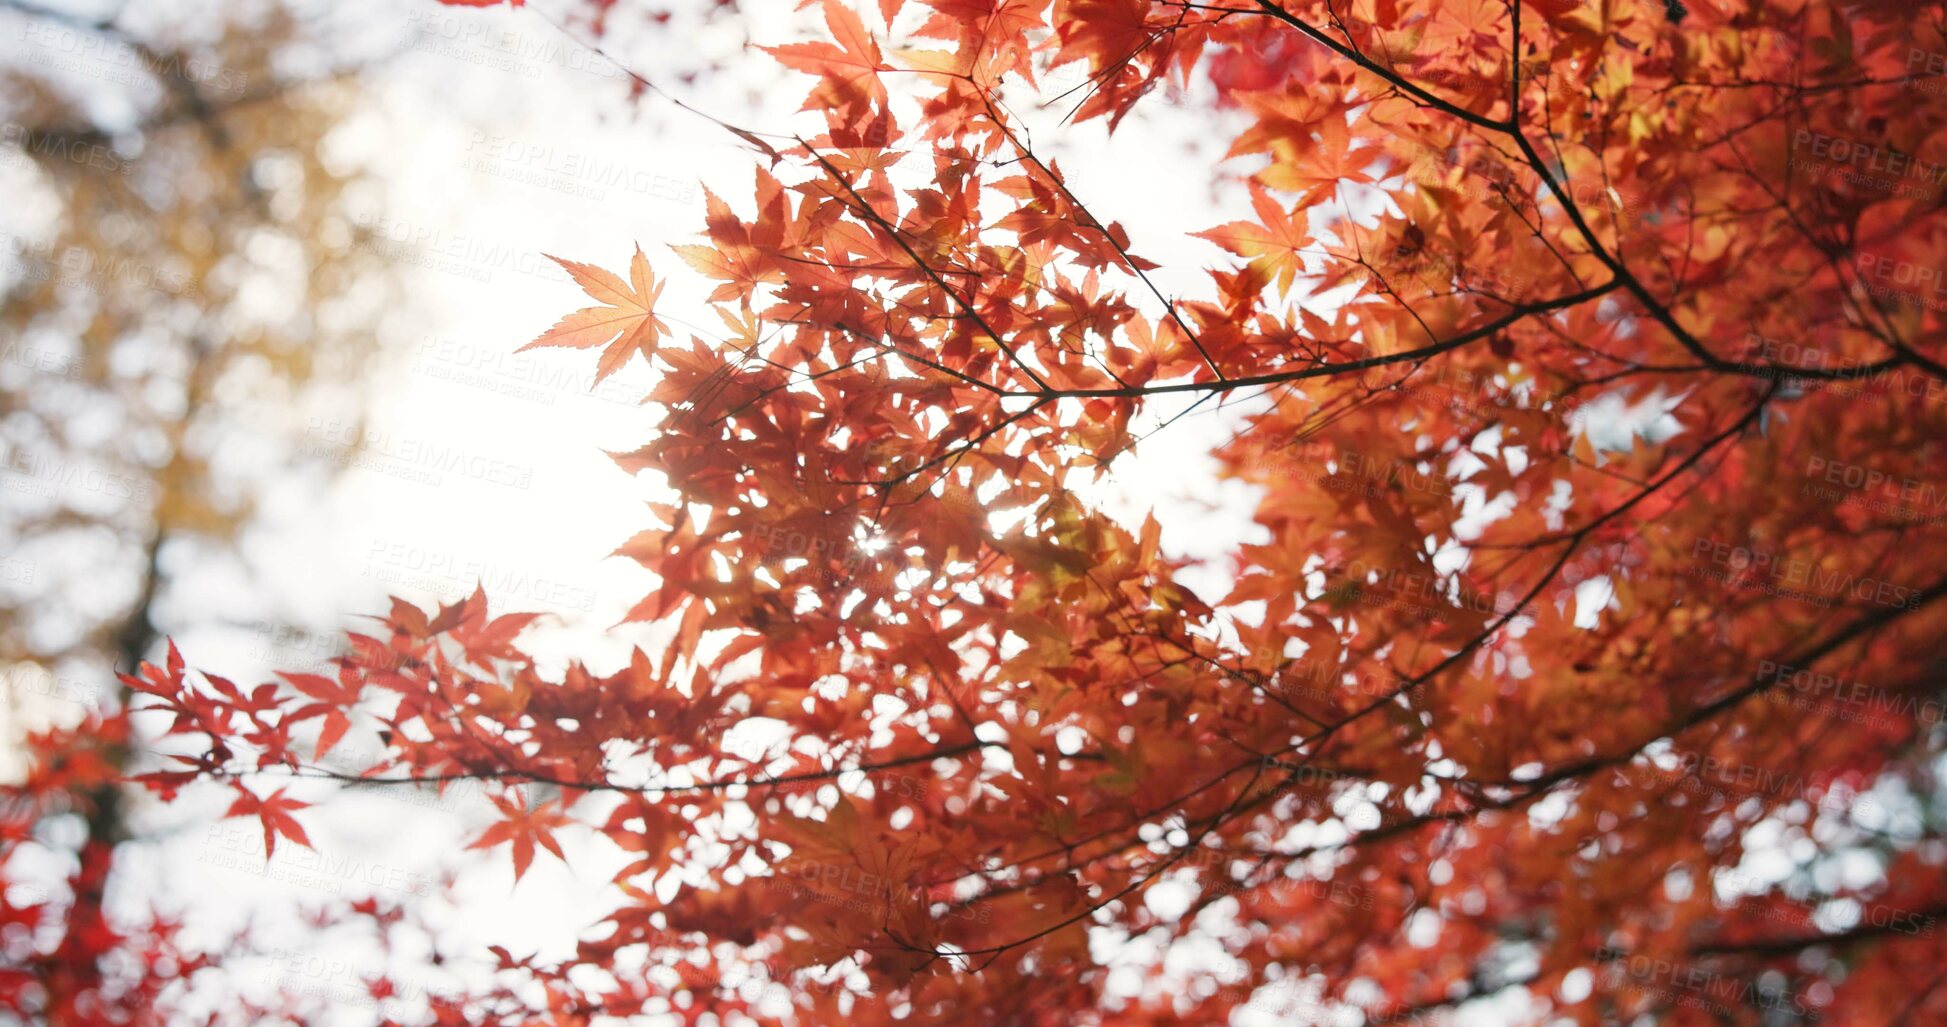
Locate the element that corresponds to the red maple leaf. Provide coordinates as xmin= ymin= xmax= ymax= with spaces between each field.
xmin=224 ymin=786 xmax=313 ymax=859
xmin=469 ymin=794 xmax=571 ymax=883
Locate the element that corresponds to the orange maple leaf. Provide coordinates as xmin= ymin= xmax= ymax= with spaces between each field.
xmin=1194 ymin=184 xmax=1313 ymax=295
xmin=523 ymin=246 xmax=669 ymax=384
xmin=762 ymin=0 xmax=889 ymax=113
xmin=469 ymin=794 xmax=571 ymax=883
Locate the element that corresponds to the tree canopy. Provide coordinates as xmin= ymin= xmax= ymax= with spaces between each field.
xmin=10 ymin=0 xmax=1947 ymax=1022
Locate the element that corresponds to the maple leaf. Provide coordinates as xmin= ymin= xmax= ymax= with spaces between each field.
xmin=469 ymin=794 xmax=571 ymax=883
xmin=224 ymin=786 xmax=313 ymax=859
xmin=90 ymin=0 xmax=1947 ymax=1022
xmin=280 ymin=669 xmax=361 ymax=759
xmin=1194 ymin=184 xmax=1314 ymax=295
xmin=762 ymin=0 xmax=889 ymax=114
xmin=522 ymin=246 xmax=669 ymax=384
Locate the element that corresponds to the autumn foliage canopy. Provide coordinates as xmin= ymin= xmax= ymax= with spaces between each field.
xmin=9 ymin=0 xmax=1947 ymax=1022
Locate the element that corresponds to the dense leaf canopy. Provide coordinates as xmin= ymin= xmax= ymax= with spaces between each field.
xmin=11 ymin=0 xmax=1947 ymax=1023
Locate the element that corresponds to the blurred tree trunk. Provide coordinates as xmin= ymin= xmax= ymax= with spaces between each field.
xmin=0 ymin=1 xmax=400 ymax=1016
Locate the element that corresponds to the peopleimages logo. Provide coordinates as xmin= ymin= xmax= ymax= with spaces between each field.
xmin=201 ymin=824 xmax=434 ymax=896
xmin=1791 ymin=131 xmax=1947 ymax=189
xmin=0 ymin=235 xmax=193 ymax=296
xmin=0 ymin=336 xmax=84 ymax=380
xmin=1801 ymin=455 xmax=1947 ymax=524
xmin=1909 ymin=48 xmax=1947 ymax=95
xmin=267 ymin=949 xmax=443 ymax=1011
xmin=1741 ymin=331 xmax=1947 ymax=400
xmin=363 ymin=539 xmax=599 ymax=614
xmin=352 ymin=214 xmax=572 ymax=285
xmin=463 ymin=131 xmax=697 ymax=203
xmin=1594 ymin=948 xmax=1816 ymax=1018
xmin=1855 ymin=254 xmax=1947 ymax=311
xmin=404 ymin=8 xmax=627 ymax=82
xmin=1333 ymin=559 xmax=1519 ymax=617
xmin=1805 ymin=455 xmax=1947 ymax=500
xmin=1 ymin=449 xmax=151 ymax=501
xmin=774 ymin=857 xmax=990 ymax=924
xmin=1689 ymin=538 xmax=1920 ymax=609
xmin=0 ymin=663 xmax=102 ymax=708
xmin=0 ymin=121 xmax=133 ymax=177
xmin=1758 ymin=659 xmax=1945 ymax=726
xmin=16 ymin=22 xmax=247 ymax=97
xmin=305 ymin=418 xmax=534 ymax=490
xmin=413 ymin=337 xmax=648 ymax=407
xmin=1273 ymin=440 xmax=1454 ymax=499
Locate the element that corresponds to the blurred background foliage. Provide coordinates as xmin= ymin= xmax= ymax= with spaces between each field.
xmin=0 ymin=0 xmax=400 ymax=1013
